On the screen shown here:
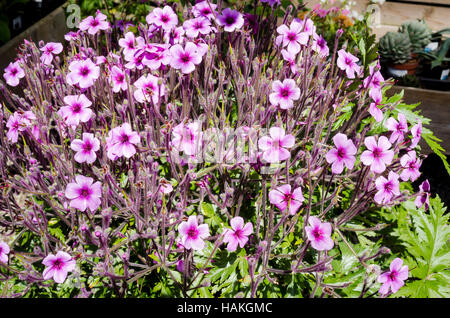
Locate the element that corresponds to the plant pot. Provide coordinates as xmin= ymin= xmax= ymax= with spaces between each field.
xmin=387 ymin=59 xmax=419 ymax=77
xmin=419 ymin=76 xmax=450 ymax=91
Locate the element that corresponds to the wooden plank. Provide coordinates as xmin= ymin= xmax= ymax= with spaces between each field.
xmin=387 ymin=86 xmax=450 ymax=154
xmin=377 ymin=2 xmax=450 ymax=29
xmin=388 ymin=0 xmax=450 ymax=6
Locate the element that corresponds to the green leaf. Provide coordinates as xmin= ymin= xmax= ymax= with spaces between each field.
xmin=391 ymin=196 xmax=450 ymax=298
xmin=0 ymin=19 xmax=11 ymax=44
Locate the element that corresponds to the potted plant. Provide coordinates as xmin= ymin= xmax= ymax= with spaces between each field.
xmin=418 ymin=36 xmax=450 ymax=91
xmin=379 ymin=31 xmax=418 ymax=77
xmin=399 ymin=20 xmax=432 ymax=56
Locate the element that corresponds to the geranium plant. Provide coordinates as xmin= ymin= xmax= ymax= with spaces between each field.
xmin=0 ymin=0 xmax=448 ymax=298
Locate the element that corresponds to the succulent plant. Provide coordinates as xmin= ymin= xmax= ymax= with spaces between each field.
xmin=379 ymin=31 xmax=412 ymax=64
xmin=400 ymin=20 xmax=432 ymax=52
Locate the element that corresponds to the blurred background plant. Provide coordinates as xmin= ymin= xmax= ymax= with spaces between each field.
xmin=0 ymin=0 xmax=30 ymax=45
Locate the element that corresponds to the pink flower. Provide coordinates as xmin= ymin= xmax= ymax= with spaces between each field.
xmin=133 ymin=74 xmax=165 ymax=104
xmin=164 ymin=26 xmax=185 ymax=45
xmin=171 ymin=122 xmax=201 ymax=156
xmin=312 ymin=34 xmax=329 ymax=57
xmin=6 ymin=111 xmax=36 ymax=143
xmin=105 ymin=123 xmax=141 ymax=160
xmin=364 ymin=66 xmax=384 ymax=102
xmin=40 ymin=42 xmax=63 ymax=65
xmin=146 ymin=6 xmax=178 ymax=31
xmin=183 ymin=17 xmax=212 ymax=38
xmin=216 ymin=8 xmax=244 ymax=32
xmin=360 ymin=136 xmax=394 ymax=174
xmin=400 ymin=151 xmax=421 ymax=182
xmin=269 ymin=79 xmax=300 ymax=109
xmin=65 ymin=175 xmax=102 ymax=212
xmin=64 ymin=31 xmax=80 ymax=41
xmin=42 ymin=251 xmax=76 ymax=283
xmin=298 ymin=18 xmax=316 ymax=36
xmin=159 ymin=181 xmax=173 ymax=194
xmin=305 ymin=216 xmax=334 ymax=251
xmin=119 ymin=32 xmax=141 ymax=57
xmin=66 ymin=58 xmax=100 ymax=88
xmin=275 ymin=20 xmax=308 ymax=54
xmin=415 ymin=179 xmax=430 ymax=210
xmin=70 ymin=133 xmax=100 ymax=164
xmin=223 ymin=217 xmax=253 ymax=252
xmin=410 ymin=121 xmax=422 ymax=149
xmin=374 ymin=171 xmax=400 ymax=205
xmin=140 ymin=44 xmax=172 ymax=70
xmin=178 ymin=215 xmax=210 ymax=250
xmin=193 ymin=1 xmax=217 ymax=20
xmin=337 ymin=49 xmax=361 ymax=79
xmin=369 ymin=102 xmax=384 ymax=122
xmin=269 ymin=184 xmax=305 ymax=215
xmin=169 ymin=42 xmax=202 ymax=74
xmin=57 ymin=94 xmax=93 ymax=127
xmin=192 ymin=39 xmax=209 ymax=57
xmin=385 ymin=113 xmax=408 ymax=144
xmin=378 ymin=258 xmax=408 ymax=295
xmin=3 ymin=61 xmax=25 ymax=87
xmin=281 ymin=49 xmax=298 ymax=74
xmin=325 ymin=133 xmax=357 ymax=174
xmin=0 ymin=242 xmax=10 ymax=264
xmin=258 ymin=127 xmax=295 ymax=163
xmin=110 ymin=66 xmax=128 ymax=93
xmin=79 ymin=10 xmax=110 ymax=35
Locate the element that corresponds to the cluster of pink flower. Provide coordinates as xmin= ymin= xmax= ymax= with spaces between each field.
xmin=0 ymin=1 xmax=420 ymax=297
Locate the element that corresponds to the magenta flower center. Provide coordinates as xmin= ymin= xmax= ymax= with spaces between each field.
xmin=337 ymin=147 xmax=346 ymax=159
xmin=120 ymin=133 xmax=130 ymax=144
xmin=372 ymin=147 xmax=382 ymax=159
xmin=373 ymin=78 xmax=380 ymax=86
xmin=283 ymin=192 xmax=293 ymax=203
xmin=201 ymin=9 xmax=211 ymax=15
xmin=396 ymin=123 xmax=405 ymax=132
xmin=317 ymin=38 xmax=326 ymax=48
xmin=52 ymin=259 xmax=63 ymax=270
xmin=280 ymin=88 xmax=290 ymax=98
xmin=83 ymin=141 xmax=93 ymax=152
xmin=91 ymin=19 xmax=100 ymax=27
xmin=287 ymin=32 xmax=297 ymax=41
xmin=79 ymin=186 xmax=92 ymax=198
xmin=180 ymin=53 xmax=191 ymax=63
xmin=187 ymin=226 xmax=198 ymax=239
xmin=161 ymin=15 xmax=169 ymax=23
xmin=79 ymin=67 xmax=90 ymax=76
xmin=345 ymin=57 xmax=353 ymax=66
xmin=389 ymin=270 xmax=398 ymax=281
xmin=11 ymin=68 xmax=18 ymax=76
xmin=384 ymin=181 xmax=393 ymax=193
xmin=312 ymin=228 xmax=323 ymax=240
xmin=116 ymin=73 xmax=125 ymax=83
xmin=71 ymin=103 xmax=82 ymax=114
xmin=225 ymin=16 xmax=236 ymax=25
xmin=194 ymin=22 xmax=204 ymax=30
xmin=233 ymin=228 xmax=243 ymax=239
